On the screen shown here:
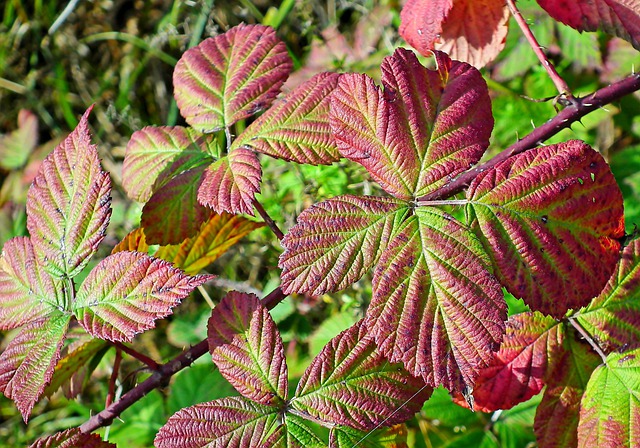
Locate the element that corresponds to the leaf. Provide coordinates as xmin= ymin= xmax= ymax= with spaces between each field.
xmin=466 ymin=140 xmax=625 ymax=318
xmin=197 ymin=148 xmax=261 ymax=216
xmin=141 ymin=165 xmax=212 ymax=244
xmin=578 ymin=348 xmax=640 ymax=447
xmin=0 ymin=109 xmax=38 ymax=170
xmin=155 ymin=213 xmax=264 ymax=275
xmin=452 ymin=312 xmax=564 ymax=412
xmin=329 ymin=424 xmax=408 ymax=448
xmin=0 ymin=313 xmax=71 ymax=421
xmin=330 ymin=49 xmax=492 ymax=199
xmin=26 ymin=107 xmax=112 ymax=278
xmin=122 ymin=126 xmax=215 ymax=203
xmin=400 ymin=0 xmax=509 ymax=68
xmin=279 ymin=195 xmax=410 ymax=295
xmin=293 ymin=320 xmax=431 ymax=430
xmin=576 ymin=238 xmax=640 ymax=352
xmin=173 ymin=24 xmax=293 ymax=132
xmin=284 ymin=413 xmax=326 ymax=448
xmin=365 ymin=207 xmax=506 ymax=392
xmin=30 ymin=428 xmax=116 ymax=448
xmin=111 ymin=228 xmax=149 ymax=254
xmin=231 ymin=72 xmax=341 ymax=165
xmin=208 ymin=291 xmax=287 ymax=406
xmin=74 ymin=251 xmax=212 ymax=342
xmin=0 ymin=237 xmax=64 ymax=329
xmin=154 ymin=396 xmax=280 ymax=448
xmin=537 ymin=0 xmax=640 ymax=50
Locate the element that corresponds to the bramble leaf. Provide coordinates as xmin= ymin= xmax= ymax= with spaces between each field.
xmin=111 ymin=228 xmax=149 ymax=254
xmin=208 ymin=291 xmax=287 ymax=406
xmin=578 ymin=348 xmax=640 ymax=447
xmin=197 ymin=148 xmax=261 ymax=216
xmin=0 ymin=313 xmax=71 ymax=421
xmin=154 ymin=397 xmax=280 ymax=448
xmin=0 ymin=237 xmax=64 ymax=329
xmin=365 ymin=207 xmax=506 ymax=392
xmin=155 ymin=213 xmax=263 ymax=275
xmin=122 ymin=126 xmax=215 ymax=203
xmin=329 ymin=424 xmax=409 ymax=448
xmin=293 ymin=320 xmax=431 ymax=430
xmin=173 ymin=24 xmax=293 ymax=132
xmin=331 ymin=49 xmax=492 ymax=199
xmin=466 ymin=140 xmax=624 ymax=318
xmin=30 ymin=428 xmax=116 ymax=447
xmin=74 ymin=251 xmax=212 ymax=342
xmin=0 ymin=109 xmax=38 ymax=170
xmin=284 ymin=413 xmax=325 ymax=448
xmin=231 ymin=72 xmax=341 ymax=165
xmin=400 ymin=0 xmax=509 ymax=68
xmin=26 ymin=107 xmax=112 ymax=279
xmin=279 ymin=195 xmax=410 ymax=295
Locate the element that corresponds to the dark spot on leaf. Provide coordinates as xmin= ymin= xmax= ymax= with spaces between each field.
xmin=589 ymin=161 xmax=596 ymax=168
xmin=541 ymin=215 xmax=548 ymax=223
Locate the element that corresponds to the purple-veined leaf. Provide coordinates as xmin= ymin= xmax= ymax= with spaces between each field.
xmin=329 ymin=424 xmax=409 ymax=448
xmin=365 ymin=207 xmax=506 ymax=392
xmin=122 ymin=126 xmax=216 ymax=203
xmin=0 ymin=237 xmax=64 ymax=329
xmin=208 ymin=291 xmax=287 ymax=406
xmin=330 ymin=49 xmax=492 ymax=200
xmin=173 ymin=24 xmax=293 ymax=132
xmin=30 ymin=428 xmax=116 ymax=448
xmin=26 ymin=107 xmax=112 ymax=278
xmin=111 ymin=228 xmax=149 ymax=254
xmin=141 ymin=164 xmax=212 ymax=245
xmin=0 ymin=109 xmax=38 ymax=170
xmin=73 ymin=251 xmax=212 ymax=342
xmin=293 ymin=320 xmax=431 ymax=430
xmin=154 ymin=396 xmax=280 ymax=448
xmin=578 ymin=347 xmax=640 ymax=447
xmin=197 ymin=148 xmax=261 ymax=216
xmin=231 ymin=72 xmax=341 ymax=165
xmin=466 ymin=140 xmax=625 ymax=318
xmin=0 ymin=313 xmax=71 ymax=421
xmin=576 ymin=238 xmax=640 ymax=352
xmin=156 ymin=213 xmax=264 ymax=275
xmin=279 ymin=195 xmax=409 ymax=295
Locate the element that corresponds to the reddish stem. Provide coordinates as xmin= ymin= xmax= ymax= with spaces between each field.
xmin=253 ymin=198 xmax=285 ymax=240
xmin=112 ymin=341 xmax=160 ymax=371
xmin=106 ymin=348 xmax=122 ymax=408
xmin=569 ymin=318 xmax=608 ymax=364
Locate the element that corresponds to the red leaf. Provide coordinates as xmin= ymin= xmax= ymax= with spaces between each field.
xmin=30 ymin=428 xmax=116 ymax=447
xmin=198 ymin=148 xmax=261 ymax=216
xmin=400 ymin=0 xmax=510 ymax=68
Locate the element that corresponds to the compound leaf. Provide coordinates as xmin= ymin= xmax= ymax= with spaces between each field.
xmin=30 ymin=428 xmax=116 ymax=447
xmin=74 ymin=251 xmax=212 ymax=342
xmin=173 ymin=24 xmax=293 ymax=132
xmin=466 ymin=140 xmax=624 ymax=318
xmin=208 ymin=291 xmax=287 ymax=406
xmin=26 ymin=107 xmax=111 ymax=279
xmin=232 ymin=72 xmax=341 ymax=165
xmin=293 ymin=320 xmax=431 ymax=430
xmin=331 ymin=49 xmax=492 ymax=199
xmin=111 ymin=228 xmax=149 ymax=255
xmin=197 ymin=148 xmax=261 ymax=216
xmin=365 ymin=207 xmax=506 ymax=392
xmin=329 ymin=424 xmax=408 ymax=448
xmin=154 ymin=396 xmax=280 ymax=448
xmin=279 ymin=195 xmax=409 ymax=295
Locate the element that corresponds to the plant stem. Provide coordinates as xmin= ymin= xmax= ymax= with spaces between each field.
xmin=253 ymin=198 xmax=285 ymax=240
xmin=106 ymin=348 xmax=122 ymax=408
xmin=569 ymin=317 xmax=608 ymax=364
xmin=112 ymin=341 xmax=160 ymax=371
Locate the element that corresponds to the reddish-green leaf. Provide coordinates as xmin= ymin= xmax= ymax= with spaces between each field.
xmin=0 ymin=109 xmax=38 ymax=170
xmin=141 ymin=165 xmax=212 ymax=244
xmin=279 ymin=195 xmax=409 ymax=295
xmin=578 ymin=347 xmax=640 ymax=447
xmin=231 ymin=72 xmax=341 ymax=165
xmin=0 ymin=313 xmax=71 ymax=421
xmin=293 ymin=320 xmax=431 ymax=430
xmin=74 ymin=251 xmax=212 ymax=342
xmin=208 ymin=291 xmax=287 ymax=406
xmin=197 ymin=148 xmax=261 ymax=216
xmin=466 ymin=140 xmax=625 ymax=318
xmin=122 ymin=126 xmax=215 ymax=203
xmin=154 ymin=397 xmax=280 ymax=448
xmin=537 ymin=0 xmax=640 ymax=50
xmin=173 ymin=24 xmax=293 ymax=132
xmin=366 ymin=207 xmax=506 ymax=392
xmin=155 ymin=213 xmax=263 ymax=275
xmin=330 ymin=49 xmax=492 ymax=199
xmin=400 ymin=0 xmax=509 ymax=68
xmin=329 ymin=424 xmax=409 ymax=448
xmin=111 ymin=228 xmax=149 ymax=255
xmin=30 ymin=429 xmax=116 ymax=447
xmin=26 ymin=107 xmax=112 ymax=278
xmin=0 ymin=237 xmax=64 ymax=329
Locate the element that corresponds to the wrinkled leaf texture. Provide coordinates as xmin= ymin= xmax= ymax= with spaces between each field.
xmin=30 ymin=428 xmax=116 ymax=448
xmin=329 ymin=424 xmax=409 ymax=448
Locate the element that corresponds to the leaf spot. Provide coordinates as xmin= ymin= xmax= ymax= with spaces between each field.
xmin=541 ymin=215 xmax=548 ymax=223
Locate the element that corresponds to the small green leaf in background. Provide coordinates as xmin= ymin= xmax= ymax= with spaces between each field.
xmin=0 ymin=110 xmax=38 ymax=170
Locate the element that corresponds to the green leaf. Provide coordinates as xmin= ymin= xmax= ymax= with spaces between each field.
xmin=329 ymin=424 xmax=409 ymax=448
xmin=279 ymin=195 xmax=410 ymax=295
xmin=466 ymin=140 xmax=625 ymax=318
xmin=167 ymin=364 xmax=237 ymax=415
xmin=173 ymin=24 xmax=293 ymax=132
xmin=0 ymin=109 xmax=38 ymax=170
xmin=26 ymin=107 xmax=112 ymax=279
xmin=308 ymin=311 xmax=358 ymax=357
xmin=231 ymin=72 xmax=341 ymax=165
xmin=366 ymin=207 xmax=506 ymax=392
xmin=284 ymin=413 xmax=325 ymax=448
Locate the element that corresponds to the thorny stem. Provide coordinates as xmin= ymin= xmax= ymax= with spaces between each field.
xmin=506 ymin=0 xmax=574 ymax=102
xmin=112 ymin=341 xmax=160 ymax=371
xmin=253 ymin=198 xmax=285 ymax=240
xmin=569 ymin=317 xmax=608 ymax=364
